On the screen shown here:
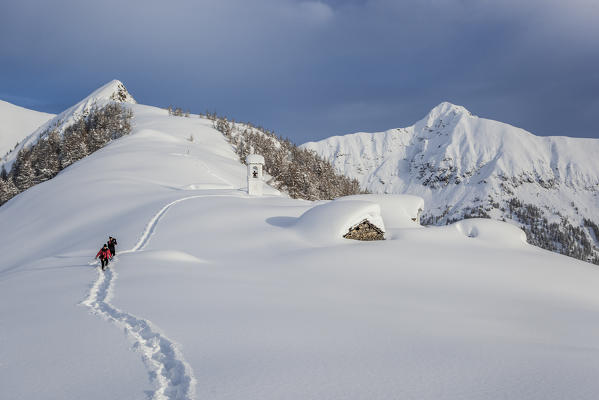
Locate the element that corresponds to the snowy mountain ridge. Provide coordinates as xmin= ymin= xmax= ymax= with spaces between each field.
xmin=1 ymin=79 xmax=135 ymax=171
xmin=0 ymin=100 xmax=54 ymax=159
xmin=302 ymin=102 xmax=599 ymax=263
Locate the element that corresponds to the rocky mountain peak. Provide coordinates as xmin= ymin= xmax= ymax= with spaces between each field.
xmin=418 ymin=101 xmax=472 ymax=131
xmin=90 ymin=79 xmax=136 ymax=105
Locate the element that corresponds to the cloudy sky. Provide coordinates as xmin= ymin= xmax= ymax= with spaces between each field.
xmin=1 ymin=0 xmax=598 ymax=142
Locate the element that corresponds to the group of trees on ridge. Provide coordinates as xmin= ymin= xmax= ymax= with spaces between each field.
xmin=422 ymin=197 xmax=599 ymax=265
xmin=504 ymin=198 xmax=599 ymax=265
xmin=0 ymin=103 xmax=132 ymax=205
xmin=209 ymin=115 xmax=364 ymax=200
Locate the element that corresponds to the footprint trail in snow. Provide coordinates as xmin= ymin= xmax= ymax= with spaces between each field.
xmin=83 ymin=267 xmax=195 ymax=400
xmin=81 ymin=195 xmax=227 ymax=400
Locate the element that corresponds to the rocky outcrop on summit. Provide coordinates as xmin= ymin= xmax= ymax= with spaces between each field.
xmin=302 ymin=102 xmax=599 ymax=264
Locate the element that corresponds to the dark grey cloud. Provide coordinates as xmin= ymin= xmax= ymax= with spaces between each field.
xmin=1 ymin=0 xmax=597 ymax=141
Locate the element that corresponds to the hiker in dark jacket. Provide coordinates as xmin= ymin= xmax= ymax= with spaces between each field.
xmin=107 ymin=236 xmax=118 ymax=258
xmin=95 ymin=244 xmax=112 ymax=271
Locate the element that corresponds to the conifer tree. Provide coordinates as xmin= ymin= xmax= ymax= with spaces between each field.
xmin=31 ymin=131 xmax=61 ymax=184
xmin=13 ymin=148 xmax=35 ymax=191
xmin=0 ymin=176 xmax=18 ymax=204
xmin=60 ymin=120 xmax=89 ymax=168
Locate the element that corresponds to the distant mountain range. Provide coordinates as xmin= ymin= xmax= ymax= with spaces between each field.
xmin=302 ymin=102 xmax=599 ymax=264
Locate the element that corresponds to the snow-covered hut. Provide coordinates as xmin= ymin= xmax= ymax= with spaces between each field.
xmin=295 ymin=200 xmax=386 ymax=243
xmin=246 ymin=154 xmax=265 ymax=196
xmin=294 ymin=194 xmax=425 ymax=244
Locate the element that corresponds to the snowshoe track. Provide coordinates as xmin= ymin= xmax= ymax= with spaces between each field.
xmin=82 ymin=195 xmax=220 ymax=400
xmin=130 ymin=196 xmax=206 ymax=253
xmin=83 ymin=267 xmax=195 ymax=400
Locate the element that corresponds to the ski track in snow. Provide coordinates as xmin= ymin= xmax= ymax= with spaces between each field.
xmin=82 ymin=194 xmax=239 ymax=400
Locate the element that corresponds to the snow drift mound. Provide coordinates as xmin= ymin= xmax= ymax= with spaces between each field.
xmin=136 ymin=250 xmax=206 ymax=264
xmin=294 ymin=200 xmax=385 ymax=243
xmin=335 ymin=194 xmax=423 ymax=229
xmin=452 ymin=218 xmax=528 ymax=246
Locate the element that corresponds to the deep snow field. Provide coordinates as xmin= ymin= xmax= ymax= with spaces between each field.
xmin=2 ymin=103 xmax=599 ymax=400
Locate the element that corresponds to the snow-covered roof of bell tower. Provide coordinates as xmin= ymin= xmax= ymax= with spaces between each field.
xmin=246 ymin=154 xmax=265 ymax=164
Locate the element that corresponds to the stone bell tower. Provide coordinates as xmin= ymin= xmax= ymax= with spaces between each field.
xmin=246 ymin=154 xmax=265 ymax=196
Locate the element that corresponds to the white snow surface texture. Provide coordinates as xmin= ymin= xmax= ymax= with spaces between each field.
xmin=301 ymin=102 xmax=599 ymax=228
xmin=2 ymin=85 xmax=599 ymax=400
xmin=0 ymin=99 xmax=54 ymax=158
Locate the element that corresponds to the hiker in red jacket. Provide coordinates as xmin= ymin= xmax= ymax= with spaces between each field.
xmin=95 ymin=244 xmax=112 ymax=271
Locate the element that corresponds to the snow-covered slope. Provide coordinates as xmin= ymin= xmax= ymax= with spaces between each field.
xmin=0 ymin=99 xmax=54 ymax=159
xmin=302 ymin=102 xmax=599 ymax=263
xmin=1 ymin=79 xmax=135 ymax=171
xmin=2 ymin=88 xmax=599 ymax=399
